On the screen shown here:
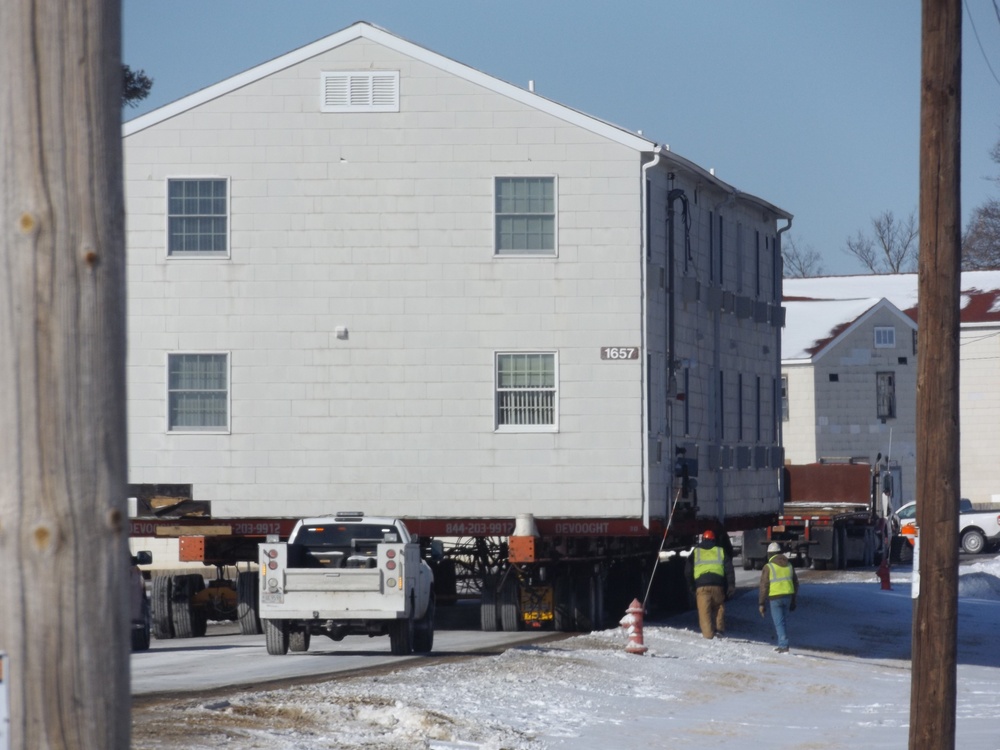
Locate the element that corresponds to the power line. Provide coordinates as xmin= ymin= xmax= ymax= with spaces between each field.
xmin=965 ymin=0 xmax=1000 ymax=88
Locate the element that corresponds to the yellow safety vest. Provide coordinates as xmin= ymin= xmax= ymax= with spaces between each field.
xmin=767 ymin=560 xmax=795 ymax=597
xmin=693 ymin=546 xmax=725 ymax=580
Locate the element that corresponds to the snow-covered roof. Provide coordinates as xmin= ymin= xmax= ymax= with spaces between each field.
xmin=122 ymin=21 xmax=791 ymax=222
xmin=783 ymin=270 xmax=1000 ymax=326
xmin=782 ymin=297 xmax=915 ymax=363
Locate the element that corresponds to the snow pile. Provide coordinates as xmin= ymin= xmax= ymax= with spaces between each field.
xmin=132 ymin=560 xmax=1000 ymax=749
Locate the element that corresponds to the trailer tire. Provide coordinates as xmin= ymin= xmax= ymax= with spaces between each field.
xmin=151 ymin=575 xmax=174 ymax=640
xmin=171 ymin=574 xmax=207 ymax=638
xmin=237 ymin=570 xmax=262 ymax=635
xmin=553 ymin=574 xmax=576 ymax=632
xmin=131 ymin=597 xmax=152 ymax=651
xmin=263 ymin=618 xmax=289 ymax=655
xmin=389 ymin=615 xmax=414 ymax=655
xmin=413 ymin=595 xmax=435 ymax=653
xmin=479 ymin=576 xmax=500 ymax=631
xmin=962 ymin=528 xmax=986 ymax=555
xmin=499 ymin=576 xmax=521 ymax=632
xmin=288 ymin=626 xmax=311 ymax=653
xmin=573 ymin=574 xmax=604 ymax=632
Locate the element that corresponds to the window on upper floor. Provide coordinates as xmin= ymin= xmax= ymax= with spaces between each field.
xmin=495 ymin=352 xmax=557 ymax=430
xmin=495 ymin=177 xmax=556 ymax=256
xmin=167 ymin=353 xmax=230 ymax=432
xmin=874 ymin=326 xmax=896 ymax=349
xmin=167 ymin=178 xmax=229 ymax=257
xmin=877 ymin=371 xmax=896 ymax=420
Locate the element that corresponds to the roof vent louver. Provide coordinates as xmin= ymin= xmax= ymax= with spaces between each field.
xmin=322 ymin=71 xmax=399 ymax=112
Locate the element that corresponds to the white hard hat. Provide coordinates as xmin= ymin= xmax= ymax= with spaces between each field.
xmin=767 ymin=542 xmax=782 ymax=555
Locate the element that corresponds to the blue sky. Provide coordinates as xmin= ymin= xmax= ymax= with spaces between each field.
xmin=123 ymin=1 xmax=1000 ymax=276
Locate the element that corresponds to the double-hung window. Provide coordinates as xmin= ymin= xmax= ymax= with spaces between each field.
xmin=874 ymin=326 xmax=896 ymax=349
xmin=494 ymin=177 xmax=556 ymax=255
xmin=167 ymin=178 xmax=229 ymax=256
xmin=495 ymin=352 xmax=557 ymax=430
xmin=168 ymin=353 xmax=230 ymax=431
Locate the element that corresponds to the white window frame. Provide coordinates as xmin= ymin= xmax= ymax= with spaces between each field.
xmin=166 ymin=352 xmax=231 ymax=433
xmin=166 ymin=177 xmax=230 ymax=258
xmin=876 ymin=371 xmax=896 ymax=420
xmin=320 ymin=71 xmax=399 ymax=113
xmin=494 ymin=176 xmax=557 ymax=257
xmin=874 ymin=326 xmax=896 ymax=349
xmin=494 ymin=352 xmax=558 ymax=432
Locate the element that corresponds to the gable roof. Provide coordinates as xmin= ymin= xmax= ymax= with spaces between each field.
xmin=122 ymin=21 xmax=791 ymax=222
xmin=782 ymin=297 xmax=917 ymax=363
xmin=783 ymin=270 xmax=1000 ymax=326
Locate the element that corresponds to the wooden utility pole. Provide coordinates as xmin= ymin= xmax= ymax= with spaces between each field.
xmin=0 ymin=0 xmax=129 ymax=748
xmin=911 ymin=0 xmax=961 ymax=748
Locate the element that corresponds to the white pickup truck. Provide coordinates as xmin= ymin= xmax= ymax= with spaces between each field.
xmin=895 ymin=499 xmax=1000 ymax=554
xmin=258 ymin=513 xmax=435 ymax=655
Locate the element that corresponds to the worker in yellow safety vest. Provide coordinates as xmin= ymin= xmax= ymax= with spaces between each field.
xmin=684 ymin=529 xmax=736 ymax=639
xmin=758 ymin=542 xmax=800 ymax=653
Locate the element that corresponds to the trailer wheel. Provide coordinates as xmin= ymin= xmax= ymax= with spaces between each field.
xmin=263 ymin=618 xmax=289 ymax=655
xmin=413 ymin=595 xmax=435 ymax=653
xmin=499 ymin=576 xmax=521 ymax=632
xmin=151 ymin=575 xmax=174 ymax=640
xmin=237 ymin=570 xmax=262 ymax=635
xmin=389 ymin=615 xmax=414 ymax=655
xmin=131 ymin=596 xmax=152 ymax=651
xmin=553 ymin=574 xmax=576 ymax=632
xmin=479 ymin=575 xmax=500 ymax=631
xmin=171 ymin=574 xmax=207 ymax=638
xmin=962 ymin=528 xmax=986 ymax=555
xmin=288 ymin=626 xmax=311 ymax=653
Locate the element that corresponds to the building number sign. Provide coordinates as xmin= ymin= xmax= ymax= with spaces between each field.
xmin=600 ymin=347 xmax=640 ymax=360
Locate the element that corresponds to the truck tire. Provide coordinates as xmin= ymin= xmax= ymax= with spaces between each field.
xmin=263 ymin=618 xmax=289 ymax=655
xmin=962 ymin=528 xmax=986 ymax=554
xmin=573 ymin=574 xmax=601 ymax=632
xmin=553 ymin=574 xmax=576 ymax=632
xmin=151 ymin=575 xmax=174 ymax=640
xmin=413 ymin=595 xmax=435 ymax=653
xmin=479 ymin=576 xmax=499 ymax=632
xmin=499 ymin=576 xmax=521 ymax=632
xmin=288 ymin=626 xmax=311 ymax=653
xmin=237 ymin=570 xmax=262 ymax=635
xmin=171 ymin=574 xmax=208 ymax=639
xmin=131 ymin=597 xmax=152 ymax=651
xmin=389 ymin=616 xmax=414 ymax=655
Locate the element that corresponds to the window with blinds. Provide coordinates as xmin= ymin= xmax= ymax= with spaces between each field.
xmin=495 ymin=352 xmax=557 ymax=430
xmin=168 ymin=353 xmax=230 ymax=431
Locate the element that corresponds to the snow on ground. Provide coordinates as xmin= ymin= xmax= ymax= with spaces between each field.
xmin=132 ymin=560 xmax=1000 ymax=750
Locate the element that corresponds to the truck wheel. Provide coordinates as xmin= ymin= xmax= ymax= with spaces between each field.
xmin=962 ymin=529 xmax=986 ymax=554
xmin=151 ymin=575 xmax=173 ymax=640
xmin=573 ymin=575 xmax=600 ymax=632
xmin=499 ymin=576 xmax=521 ymax=632
xmin=263 ymin=618 xmax=289 ymax=655
xmin=237 ymin=571 xmax=262 ymax=635
xmin=171 ymin=574 xmax=207 ymax=638
xmin=389 ymin=616 xmax=414 ymax=655
xmin=131 ymin=596 xmax=152 ymax=651
xmin=479 ymin=576 xmax=499 ymax=632
xmin=288 ymin=626 xmax=311 ymax=653
xmin=413 ymin=595 xmax=435 ymax=653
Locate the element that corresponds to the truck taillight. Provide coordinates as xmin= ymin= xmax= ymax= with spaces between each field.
xmin=386 ymin=560 xmax=396 ymax=570
xmin=387 ymin=578 xmax=397 ymax=588
xmin=386 ymin=549 xmax=396 ymax=559
xmin=265 ymin=548 xmax=277 ymax=558
xmin=268 ymin=561 xmax=278 ymax=570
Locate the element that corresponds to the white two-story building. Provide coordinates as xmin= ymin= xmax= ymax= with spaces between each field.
xmin=123 ymin=22 xmax=791 ymax=535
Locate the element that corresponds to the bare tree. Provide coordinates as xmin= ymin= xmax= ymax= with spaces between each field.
xmin=781 ymin=234 xmax=825 ymax=277
xmin=845 ymin=210 xmax=919 ymax=274
xmin=1 ymin=0 xmax=129 ymax=747
xmin=962 ymin=198 xmax=1000 ymax=270
xmin=962 ymin=136 xmax=1000 ymax=270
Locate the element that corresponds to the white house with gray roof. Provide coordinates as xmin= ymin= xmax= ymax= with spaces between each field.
xmin=123 ymin=21 xmax=791 ymax=534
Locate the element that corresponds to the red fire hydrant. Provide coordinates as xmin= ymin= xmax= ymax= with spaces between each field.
xmin=619 ymin=598 xmax=648 ymax=655
xmin=877 ymin=558 xmax=892 ymax=590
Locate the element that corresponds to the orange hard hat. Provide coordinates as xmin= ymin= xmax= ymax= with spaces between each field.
xmin=703 ymin=529 xmax=715 ymax=540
